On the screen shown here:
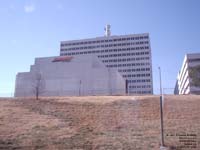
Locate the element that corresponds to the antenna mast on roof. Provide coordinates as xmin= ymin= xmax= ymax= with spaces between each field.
xmin=104 ymin=24 xmax=111 ymax=37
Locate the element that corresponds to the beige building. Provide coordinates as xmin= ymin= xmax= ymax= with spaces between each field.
xmin=174 ymin=53 xmax=200 ymax=94
xmin=15 ymin=55 xmax=125 ymax=97
xmin=60 ymin=25 xmax=153 ymax=95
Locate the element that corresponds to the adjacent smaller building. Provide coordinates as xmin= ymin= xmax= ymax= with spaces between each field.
xmin=174 ymin=53 xmax=200 ymax=95
xmin=15 ymin=55 xmax=125 ymax=97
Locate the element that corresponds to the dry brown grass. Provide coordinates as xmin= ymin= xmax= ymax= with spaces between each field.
xmin=0 ymin=95 xmax=200 ymax=150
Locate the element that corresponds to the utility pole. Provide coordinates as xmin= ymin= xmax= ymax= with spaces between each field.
xmin=79 ymin=80 xmax=81 ymax=96
xmin=108 ymin=68 xmax=112 ymax=95
xmin=158 ymin=67 xmax=165 ymax=149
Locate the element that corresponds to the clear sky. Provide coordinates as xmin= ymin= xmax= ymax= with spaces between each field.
xmin=0 ymin=0 xmax=200 ymax=96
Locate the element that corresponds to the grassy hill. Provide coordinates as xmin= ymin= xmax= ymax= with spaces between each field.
xmin=0 ymin=95 xmax=200 ymax=150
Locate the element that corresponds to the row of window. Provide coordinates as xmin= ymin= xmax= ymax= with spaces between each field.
xmin=99 ymin=51 xmax=150 ymax=58
xmin=60 ymin=41 xmax=149 ymax=51
xmin=119 ymin=68 xmax=150 ymax=72
xmin=61 ymin=46 xmax=149 ymax=55
xmin=102 ymin=47 xmax=149 ymax=52
xmin=129 ymin=85 xmax=151 ymax=89
xmin=179 ymin=82 xmax=189 ymax=94
xmin=102 ymin=57 xmax=149 ymax=63
xmin=178 ymin=61 xmax=188 ymax=85
xmin=61 ymin=36 xmax=149 ymax=46
xmin=188 ymin=58 xmax=200 ymax=63
xmin=106 ymin=62 xmax=150 ymax=68
xmin=127 ymin=79 xmax=151 ymax=83
xmin=123 ymin=74 xmax=151 ymax=78
xmin=129 ymin=90 xmax=152 ymax=94
xmin=179 ymin=76 xmax=189 ymax=94
xmin=61 ymin=47 xmax=150 ymax=56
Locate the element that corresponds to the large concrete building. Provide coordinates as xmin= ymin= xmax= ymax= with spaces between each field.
xmin=174 ymin=53 xmax=200 ymax=95
xmin=60 ymin=25 xmax=153 ymax=95
xmin=15 ymin=55 xmax=125 ymax=97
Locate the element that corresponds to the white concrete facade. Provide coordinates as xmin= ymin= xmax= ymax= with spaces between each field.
xmin=60 ymin=33 xmax=153 ymax=95
xmin=174 ymin=53 xmax=200 ymax=94
xmin=15 ymin=55 xmax=125 ymax=97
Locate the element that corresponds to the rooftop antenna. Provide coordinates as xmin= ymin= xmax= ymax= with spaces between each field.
xmin=104 ymin=24 xmax=111 ymax=37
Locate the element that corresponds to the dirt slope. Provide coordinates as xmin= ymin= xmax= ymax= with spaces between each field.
xmin=0 ymin=95 xmax=200 ymax=150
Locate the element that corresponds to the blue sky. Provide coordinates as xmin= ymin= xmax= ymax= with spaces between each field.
xmin=0 ymin=0 xmax=200 ymax=95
